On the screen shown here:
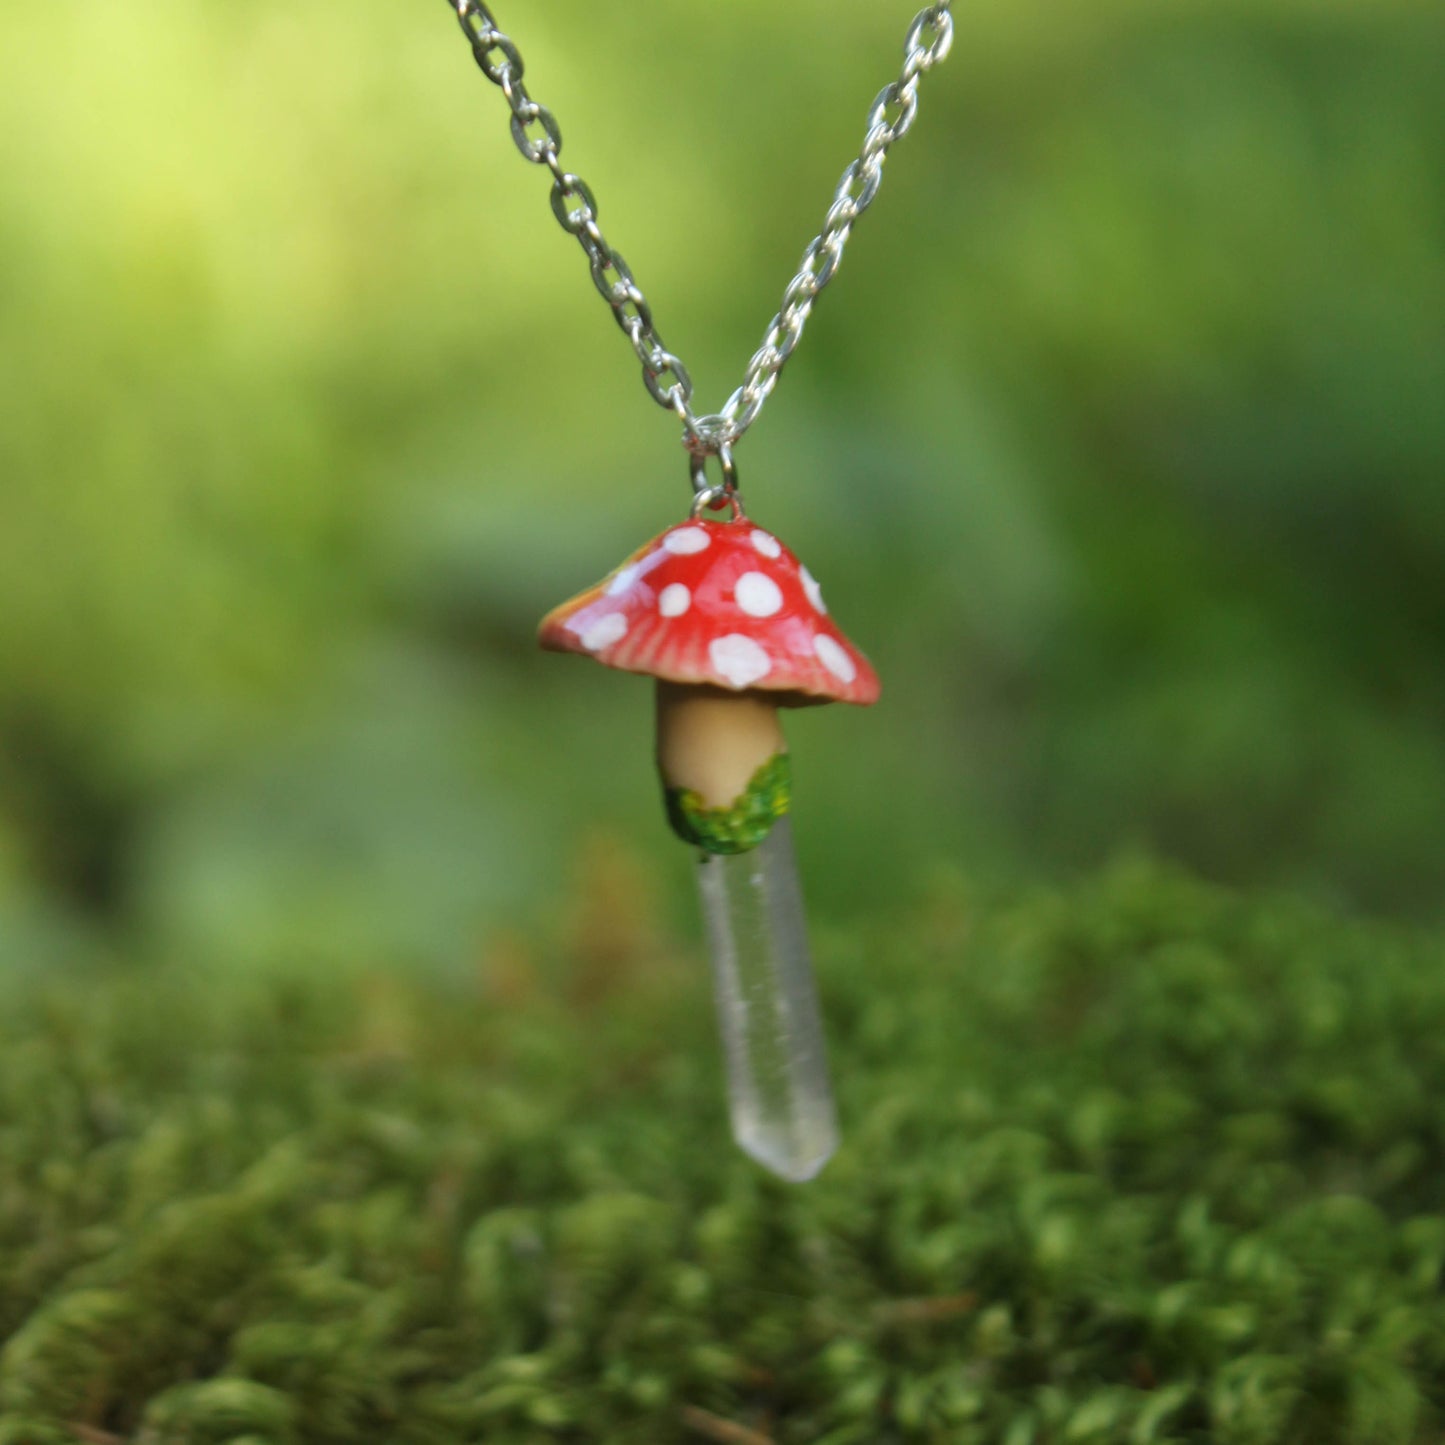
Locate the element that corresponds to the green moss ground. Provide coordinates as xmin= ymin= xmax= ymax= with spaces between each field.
xmin=3 ymin=864 xmax=1445 ymax=1444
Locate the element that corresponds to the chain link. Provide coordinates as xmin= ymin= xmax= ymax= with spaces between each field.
xmin=448 ymin=0 xmax=953 ymax=462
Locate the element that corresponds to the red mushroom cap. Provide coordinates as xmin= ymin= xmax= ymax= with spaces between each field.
xmin=537 ymin=517 xmax=880 ymax=705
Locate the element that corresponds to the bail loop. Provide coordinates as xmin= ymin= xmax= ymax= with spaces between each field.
xmin=688 ymin=436 xmax=741 ymax=518
xmin=690 ymin=482 xmax=746 ymax=522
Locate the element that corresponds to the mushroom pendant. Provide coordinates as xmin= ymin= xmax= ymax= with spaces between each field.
xmin=538 ymin=494 xmax=879 ymax=1182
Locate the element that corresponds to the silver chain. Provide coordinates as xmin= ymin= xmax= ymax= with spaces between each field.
xmin=449 ymin=1 xmax=954 ymax=468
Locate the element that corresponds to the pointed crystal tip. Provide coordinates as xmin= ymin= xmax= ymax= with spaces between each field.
xmin=736 ymin=1114 xmax=839 ymax=1183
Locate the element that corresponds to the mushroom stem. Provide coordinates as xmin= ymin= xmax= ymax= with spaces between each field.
xmin=655 ymin=682 xmax=790 ymax=854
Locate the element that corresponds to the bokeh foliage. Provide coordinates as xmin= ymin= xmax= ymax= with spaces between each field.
xmin=4 ymin=865 xmax=1445 ymax=1443
xmin=1 ymin=0 xmax=1442 ymax=972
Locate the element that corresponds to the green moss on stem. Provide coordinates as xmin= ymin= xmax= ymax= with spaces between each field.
xmin=663 ymin=751 xmax=791 ymax=855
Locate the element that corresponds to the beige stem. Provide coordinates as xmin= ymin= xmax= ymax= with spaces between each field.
xmin=655 ymin=681 xmax=785 ymax=809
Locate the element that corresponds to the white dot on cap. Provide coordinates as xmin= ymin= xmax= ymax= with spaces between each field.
xmin=577 ymin=613 xmax=628 ymax=651
xmin=800 ymin=565 xmax=827 ymax=615
xmin=813 ymin=633 xmax=856 ymax=684
xmin=734 ymin=571 xmax=783 ymax=618
xmin=658 ymin=583 xmax=691 ymax=617
xmin=750 ymin=530 xmax=782 ymax=559
xmin=663 ymin=526 xmax=710 ymax=555
xmin=709 ymin=633 xmax=772 ymax=689
xmin=606 ymin=564 xmax=639 ymax=596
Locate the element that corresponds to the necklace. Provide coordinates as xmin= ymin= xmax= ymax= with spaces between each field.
xmin=445 ymin=0 xmax=954 ymax=1181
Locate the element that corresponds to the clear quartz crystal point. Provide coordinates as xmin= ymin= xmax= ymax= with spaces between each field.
xmin=695 ymin=816 xmax=839 ymax=1182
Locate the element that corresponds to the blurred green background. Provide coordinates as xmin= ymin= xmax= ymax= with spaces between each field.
xmin=1 ymin=0 xmax=1442 ymax=976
